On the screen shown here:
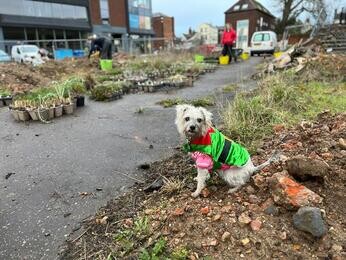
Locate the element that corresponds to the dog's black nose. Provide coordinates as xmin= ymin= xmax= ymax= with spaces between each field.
xmin=190 ymin=125 xmax=196 ymax=131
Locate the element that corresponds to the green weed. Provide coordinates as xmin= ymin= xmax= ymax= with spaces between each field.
xmin=223 ymin=70 xmax=346 ymax=153
xmin=223 ymin=84 xmax=238 ymax=93
xmin=157 ymin=96 xmax=214 ymax=108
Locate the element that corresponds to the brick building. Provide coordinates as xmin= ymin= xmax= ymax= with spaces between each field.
xmin=90 ymin=0 xmax=155 ymax=50
xmin=225 ymin=0 xmax=275 ymax=49
xmin=152 ymin=12 xmax=175 ymax=50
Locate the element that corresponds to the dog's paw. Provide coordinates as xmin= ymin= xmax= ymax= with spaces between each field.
xmin=191 ymin=191 xmax=200 ymax=198
xmin=228 ymin=187 xmax=240 ymax=194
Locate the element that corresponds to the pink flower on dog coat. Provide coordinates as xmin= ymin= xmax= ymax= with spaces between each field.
xmin=191 ymin=152 xmax=235 ymax=172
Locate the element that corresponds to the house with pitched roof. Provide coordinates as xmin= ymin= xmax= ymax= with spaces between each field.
xmin=225 ymin=0 xmax=276 ymax=49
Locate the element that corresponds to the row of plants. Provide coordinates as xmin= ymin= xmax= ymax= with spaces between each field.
xmin=9 ymin=77 xmax=87 ymax=123
xmin=90 ymin=59 xmax=217 ymax=101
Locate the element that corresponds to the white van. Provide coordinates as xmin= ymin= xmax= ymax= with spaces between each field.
xmin=11 ymin=45 xmax=41 ymax=64
xmin=250 ymin=31 xmax=277 ymax=56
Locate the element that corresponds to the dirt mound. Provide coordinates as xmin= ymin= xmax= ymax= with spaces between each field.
xmin=60 ymin=112 xmax=345 ymax=259
xmin=0 ymin=58 xmax=98 ymax=94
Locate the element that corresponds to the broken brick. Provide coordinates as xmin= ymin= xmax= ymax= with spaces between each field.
xmin=200 ymin=206 xmax=210 ymax=215
xmin=173 ymin=208 xmax=184 ymax=216
xmin=270 ymin=172 xmax=322 ymax=209
xmin=250 ymin=219 xmax=262 ymax=231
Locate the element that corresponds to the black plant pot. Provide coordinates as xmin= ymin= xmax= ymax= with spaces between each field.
xmin=76 ymin=96 xmax=85 ymax=107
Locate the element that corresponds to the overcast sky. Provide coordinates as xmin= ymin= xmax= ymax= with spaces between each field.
xmin=152 ymin=0 xmax=346 ymax=36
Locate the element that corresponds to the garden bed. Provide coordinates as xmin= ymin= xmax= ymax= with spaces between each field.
xmin=1 ymin=54 xmax=219 ymax=122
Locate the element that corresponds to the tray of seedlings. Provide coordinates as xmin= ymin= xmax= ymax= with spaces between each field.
xmin=90 ymin=81 xmax=125 ymax=102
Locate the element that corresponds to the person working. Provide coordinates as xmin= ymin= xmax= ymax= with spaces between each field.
xmin=88 ymin=36 xmax=112 ymax=59
xmin=221 ymin=23 xmax=237 ymax=63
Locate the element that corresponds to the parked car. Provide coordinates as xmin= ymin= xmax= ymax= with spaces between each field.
xmin=0 ymin=50 xmax=11 ymax=63
xmin=11 ymin=45 xmax=41 ymax=64
xmin=250 ymin=31 xmax=277 ymax=56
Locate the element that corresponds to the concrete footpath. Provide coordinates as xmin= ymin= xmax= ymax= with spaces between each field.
xmin=0 ymin=57 xmax=261 ymax=259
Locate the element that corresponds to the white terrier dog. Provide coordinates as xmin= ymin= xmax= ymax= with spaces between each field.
xmin=175 ymin=104 xmax=278 ymax=197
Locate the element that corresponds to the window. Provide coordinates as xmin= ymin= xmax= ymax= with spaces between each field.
xmin=253 ymin=33 xmax=271 ymax=42
xmin=253 ymin=33 xmax=263 ymax=42
xmin=128 ymin=0 xmax=152 ymax=30
xmin=233 ymin=5 xmax=240 ymax=10
xmin=241 ymin=4 xmax=248 ymax=10
xmin=233 ymin=5 xmax=240 ymax=11
xmin=263 ymin=33 xmax=270 ymax=41
xmin=26 ymin=28 xmax=37 ymax=41
xmin=0 ymin=0 xmax=88 ymax=21
xmin=99 ymin=0 xmax=109 ymax=24
xmin=3 ymin=27 xmax=25 ymax=40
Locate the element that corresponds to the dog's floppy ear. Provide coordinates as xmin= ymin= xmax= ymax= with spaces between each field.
xmin=175 ymin=104 xmax=189 ymax=117
xmin=175 ymin=104 xmax=190 ymax=125
xmin=198 ymin=107 xmax=213 ymax=124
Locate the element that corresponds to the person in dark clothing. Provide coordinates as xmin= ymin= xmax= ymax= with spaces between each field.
xmin=88 ymin=36 xmax=113 ymax=59
xmin=221 ymin=23 xmax=237 ymax=63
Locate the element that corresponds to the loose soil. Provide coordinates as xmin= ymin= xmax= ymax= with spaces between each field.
xmin=60 ymin=112 xmax=346 ymax=259
xmin=0 ymin=58 xmax=99 ymax=94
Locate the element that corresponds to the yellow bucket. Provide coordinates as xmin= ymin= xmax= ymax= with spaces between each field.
xmin=240 ymin=52 xmax=249 ymax=60
xmin=219 ymin=55 xmax=229 ymax=65
xmin=274 ymin=52 xmax=283 ymax=58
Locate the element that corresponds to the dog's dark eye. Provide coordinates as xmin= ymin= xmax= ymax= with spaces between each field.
xmin=185 ymin=117 xmax=190 ymax=122
xmin=197 ymin=118 xmax=202 ymax=123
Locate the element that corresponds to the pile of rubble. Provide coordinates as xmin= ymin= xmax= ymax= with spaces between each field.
xmin=61 ymin=112 xmax=345 ymax=259
xmin=261 ymin=41 xmax=346 ymax=82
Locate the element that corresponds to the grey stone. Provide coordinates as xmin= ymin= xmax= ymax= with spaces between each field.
xmin=264 ymin=205 xmax=279 ymax=216
xmin=293 ymin=207 xmax=327 ymax=238
xmin=287 ymin=157 xmax=329 ymax=182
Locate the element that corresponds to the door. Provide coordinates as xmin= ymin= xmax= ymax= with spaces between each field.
xmin=236 ymin=20 xmax=249 ymax=50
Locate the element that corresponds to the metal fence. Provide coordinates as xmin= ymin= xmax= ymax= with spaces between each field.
xmin=0 ymin=37 xmax=175 ymax=58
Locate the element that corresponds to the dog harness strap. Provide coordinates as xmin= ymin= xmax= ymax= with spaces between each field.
xmin=218 ymin=139 xmax=232 ymax=164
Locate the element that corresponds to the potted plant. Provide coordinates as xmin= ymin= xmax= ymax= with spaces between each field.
xmin=9 ymin=101 xmax=20 ymax=121
xmin=44 ymin=93 xmax=58 ymax=120
xmin=0 ymin=88 xmax=12 ymax=106
xmin=36 ymin=95 xmax=50 ymax=122
xmin=63 ymin=95 xmax=74 ymax=115
xmin=54 ymin=98 xmax=63 ymax=118
xmin=27 ymin=100 xmax=39 ymax=121
xmin=14 ymin=100 xmax=30 ymax=122
xmin=69 ymin=78 xmax=86 ymax=108
xmin=54 ymin=84 xmax=66 ymax=116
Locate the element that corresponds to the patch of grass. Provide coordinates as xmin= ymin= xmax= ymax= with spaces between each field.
xmin=133 ymin=216 xmax=149 ymax=235
xmin=0 ymin=88 xmax=11 ymax=97
xmin=161 ymin=176 xmax=186 ymax=195
xmin=157 ymin=96 xmax=214 ymax=108
xmin=190 ymin=96 xmax=215 ymax=107
xmin=157 ymin=98 xmax=184 ymax=108
xmin=135 ymin=107 xmax=145 ymax=114
xmin=223 ymin=84 xmax=238 ymax=93
xmin=140 ymin=238 xmax=167 ymax=260
xmin=171 ymin=247 xmax=190 ymax=260
xmin=223 ymin=70 xmax=346 ymax=153
xmin=114 ymin=215 xmax=150 ymax=257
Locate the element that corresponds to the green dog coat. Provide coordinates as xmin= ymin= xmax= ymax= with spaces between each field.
xmin=183 ymin=127 xmax=250 ymax=170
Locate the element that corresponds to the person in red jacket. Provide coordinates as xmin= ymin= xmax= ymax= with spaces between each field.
xmin=221 ymin=23 xmax=237 ymax=63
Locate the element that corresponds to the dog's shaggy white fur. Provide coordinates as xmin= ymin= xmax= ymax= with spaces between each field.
xmin=175 ymin=104 xmax=278 ymax=197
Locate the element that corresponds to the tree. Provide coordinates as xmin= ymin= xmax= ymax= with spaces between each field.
xmin=275 ymin=0 xmax=326 ymax=35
